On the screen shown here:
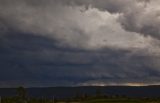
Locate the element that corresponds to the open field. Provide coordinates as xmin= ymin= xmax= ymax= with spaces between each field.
xmin=82 ymin=98 xmax=160 ymax=103
xmin=58 ymin=98 xmax=160 ymax=103
xmin=2 ymin=97 xmax=160 ymax=103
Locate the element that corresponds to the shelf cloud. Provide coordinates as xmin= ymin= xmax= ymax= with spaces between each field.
xmin=0 ymin=0 xmax=160 ymax=87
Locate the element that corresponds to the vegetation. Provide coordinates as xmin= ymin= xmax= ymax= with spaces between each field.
xmin=2 ymin=96 xmax=160 ymax=103
xmin=1 ymin=87 xmax=160 ymax=103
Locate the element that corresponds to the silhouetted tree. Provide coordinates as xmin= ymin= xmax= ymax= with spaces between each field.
xmin=16 ymin=86 xmax=27 ymax=103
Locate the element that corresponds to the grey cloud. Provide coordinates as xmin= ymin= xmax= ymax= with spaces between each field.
xmin=0 ymin=0 xmax=160 ymax=87
xmin=0 ymin=0 xmax=155 ymax=50
xmin=0 ymin=0 xmax=90 ymax=49
xmin=59 ymin=0 xmax=160 ymax=39
xmin=1 ymin=0 xmax=160 ymax=40
xmin=118 ymin=1 xmax=160 ymax=39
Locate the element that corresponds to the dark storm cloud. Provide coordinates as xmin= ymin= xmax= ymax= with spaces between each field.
xmin=0 ymin=0 xmax=160 ymax=87
xmin=0 ymin=30 xmax=160 ymax=87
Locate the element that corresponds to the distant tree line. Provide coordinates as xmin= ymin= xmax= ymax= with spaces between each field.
xmin=1 ymin=86 xmax=160 ymax=103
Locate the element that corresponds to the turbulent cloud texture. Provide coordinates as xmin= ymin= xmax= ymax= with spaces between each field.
xmin=0 ymin=0 xmax=160 ymax=87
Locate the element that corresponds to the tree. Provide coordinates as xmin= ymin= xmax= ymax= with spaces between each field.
xmin=16 ymin=86 xmax=27 ymax=103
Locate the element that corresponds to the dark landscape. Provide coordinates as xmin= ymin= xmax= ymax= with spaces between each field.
xmin=1 ymin=0 xmax=160 ymax=103
xmin=1 ymin=86 xmax=160 ymax=98
xmin=1 ymin=86 xmax=160 ymax=103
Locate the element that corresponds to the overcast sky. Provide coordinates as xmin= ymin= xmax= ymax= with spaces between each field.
xmin=0 ymin=0 xmax=160 ymax=87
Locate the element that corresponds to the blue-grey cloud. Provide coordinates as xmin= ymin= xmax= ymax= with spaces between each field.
xmin=0 ymin=30 xmax=160 ymax=87
xmin=0 ymin=0 xmax=160 ymax=87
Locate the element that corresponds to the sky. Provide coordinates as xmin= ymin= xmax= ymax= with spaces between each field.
xmin=0 ymin=0 xmax=160 ymax=87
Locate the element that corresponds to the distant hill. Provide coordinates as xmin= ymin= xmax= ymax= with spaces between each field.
xmin=0 ymin=86 xmax=160 ymax=98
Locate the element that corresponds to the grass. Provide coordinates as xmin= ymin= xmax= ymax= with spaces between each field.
xmin=82 ymin=98 xmax=160 ymax=103
xmin=2 ymin=97 xmax=160 ymax=103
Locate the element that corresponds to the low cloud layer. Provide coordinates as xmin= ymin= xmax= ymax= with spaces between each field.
xmin=0 ymin=0 xmax=160 ymax=87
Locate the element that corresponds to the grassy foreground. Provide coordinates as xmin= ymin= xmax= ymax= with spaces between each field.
xmin=2 ymin=97 xmax=160 ymax=103
xmin=82 ymin=98 xmax=160 ymax=103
